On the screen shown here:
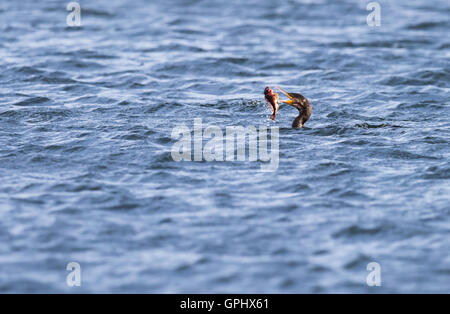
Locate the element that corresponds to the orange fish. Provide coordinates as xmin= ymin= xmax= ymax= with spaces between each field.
xmin=264 ymin=86 xmax=279 ymax=120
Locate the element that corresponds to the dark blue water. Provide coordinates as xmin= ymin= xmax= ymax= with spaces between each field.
xmin=0 ymin=0 xmax=449 ymax=293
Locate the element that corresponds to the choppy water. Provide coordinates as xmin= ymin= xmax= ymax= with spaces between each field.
xmin=0 ymin=0 xmax=449 ymax=293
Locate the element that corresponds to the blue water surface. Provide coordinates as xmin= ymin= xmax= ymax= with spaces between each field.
xmin=0 ymin=0 xmax=449 ymax=293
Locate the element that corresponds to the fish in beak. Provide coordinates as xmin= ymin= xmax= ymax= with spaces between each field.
xmin=264 ymin=86 xmax=279 ymax=120
xmin=276 ymin=86 xmax=294 ymax=105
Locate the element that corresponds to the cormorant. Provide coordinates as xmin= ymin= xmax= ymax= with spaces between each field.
xmin=275 ymin=86 xmax=312 ymax=128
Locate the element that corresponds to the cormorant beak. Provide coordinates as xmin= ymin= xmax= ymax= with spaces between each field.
xmin=275 ymin=86 xmax=294 ymax=105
